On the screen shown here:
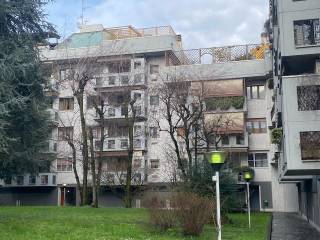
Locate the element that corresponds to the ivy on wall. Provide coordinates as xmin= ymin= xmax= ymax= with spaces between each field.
xmin=271 ymin=128 xmax=283 ymax=145
xmin=205 ymin=96 xmax=245 ymax=111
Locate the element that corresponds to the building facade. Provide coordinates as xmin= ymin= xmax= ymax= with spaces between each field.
xmin=0 ymin=22 xmax=297 ymax=212
xmin=270 ymin=0 xmax=320 ymax=229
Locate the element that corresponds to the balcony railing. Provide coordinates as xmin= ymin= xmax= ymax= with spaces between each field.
xmin=95 ymin=73 xmax=146 ymax=89
xmin=42 ymin=138 xmax=58 ymax=154
xmin=47 ymin=109 xmax=59 ymax=125
xmin=166 ymin=44 xmax=267 ymax=66
xmin=97 ymin=105 xmax=147 ymax=120
xmin=105 ymin=25 xmax=176 ymax=40
xmin=2 ymin=173 xmax=57 ymax=187
xmin=98 ymin=137 xmax=147 ymax=152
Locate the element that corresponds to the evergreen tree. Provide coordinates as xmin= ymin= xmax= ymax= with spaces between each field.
xmin=0 ymin=0 xmax=56 ymax=178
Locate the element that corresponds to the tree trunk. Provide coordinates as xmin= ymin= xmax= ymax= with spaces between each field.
xmin=88 ymin=128 xmax=98 ymax=208
xmin=76 ymin=92 xmax=89 ymax=205
xmin=69 ymin=141 xmax=83 ymax=206
xmin=124 ymin=118 xmax=134 ymax=208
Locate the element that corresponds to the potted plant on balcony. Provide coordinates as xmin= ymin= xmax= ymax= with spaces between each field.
xmin=271 ymin=127 xmax=283 ymax=145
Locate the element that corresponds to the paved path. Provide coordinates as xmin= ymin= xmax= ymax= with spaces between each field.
xmin=271 ymin=213 xmax=320 ymax=240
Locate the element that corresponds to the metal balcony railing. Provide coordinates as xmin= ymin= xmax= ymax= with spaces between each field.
xmin=166 ymin=44 xmax=267 ymax=66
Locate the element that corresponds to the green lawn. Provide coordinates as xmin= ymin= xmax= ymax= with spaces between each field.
xmin=0 ymin=207 xmax=270 ymax=240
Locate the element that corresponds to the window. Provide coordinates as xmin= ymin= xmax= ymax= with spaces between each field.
xmin=41 ymin=175 xmax=48 ymax=185
xmin=246 ymin=119 xmax=267 ymax=134
xmin=29 ymin=175 xmax=36 ymax=185
xmin=120 ymin=139 xmax=128 ymax=149
xmin=58 ymin=127 xmax=74 ymax=140
xmin=134 ymin=106 xmax=142 ymax=116
xmin=221 ymin=135 xmax=229 ymax=145
xmin=108 ymin=140 xmax=115 ymax=149
xmin=150 ymin=65 xmax=159 ymax=74
xmin=236 ymin=134 xmax=245 ymax=145
xmin=134 ymin=139 xmax=141 ymax=148
xmin=133 ymin=173 xmax=142 ymax=183
xmin=86 ymin=95 xmax=98 ymax=109
xmin=133 ymin=93 xmax=141 ymax=101
xmin=246 ymin=85 xmax=265 ymax=99
xmin=134 ymin=126 xmax=142 ymax=136
xmin=107 ymin=60 xmax=131 ymax=73
xmin=108 ymin=76 xmax=116 ymax=85
xmin=121 ymin=106 xmax=128 ymax=116
xmin=294 ymin=19 xmax=320 ymax=46
xmin=108 ymin=108 xmax=115 ymax=117
xmin=52 ymin=175 xmax=56 ymax=185
xmin=300 ymin=131 xmax=320 ymax=160
xmin=150 ymin=159 xmax=160 ymax=169
xmin=60 ymin=69 xmax=72 ymax=80
xmin=133 ymin=159 xmax=142 ymax=168
xmin=4 ymin=177 xmax=11 ymax=185
xmin=95 ymin=140 xmax=101 ymax=149
xmin=120 ymin=75 xmax=129 ymax=85
xmin=248 ymin=153 xmax=268 ymax=167
xmin=134 ymin=74 xmax=142 ymax=84
xmin=297 ymin=85 xmax=320 ymax=111
xmin=57 ymin=158 xmax=73 ymax=172
xmin=16 ymin=176 xmax=24 ymax=185
xmin=134 ymin=61 xmax=142 ymax=69
xmin=150 ymin=95 xmax=159 ymax=106
xmin=149 ymin=127 xmax=159 ymax=138
xmin=59 ymin=98 xmax=74 ymax=110
xmin=92 ymin=128 xmax=101 ymax=139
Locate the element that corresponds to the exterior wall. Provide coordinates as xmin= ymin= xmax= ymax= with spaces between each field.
xmin=282 ymin=75 xmax=320 ymax=175
xmin=0 ymin=187 xmax=58 ymax=206
xmin=277 ymin=0 xmax=320 ymax=57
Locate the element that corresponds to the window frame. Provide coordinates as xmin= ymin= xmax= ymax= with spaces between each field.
xmin=248 ymin=152 xmax=268 ymax=168
xmin=59 ymin=97 xmax=74 ymax=111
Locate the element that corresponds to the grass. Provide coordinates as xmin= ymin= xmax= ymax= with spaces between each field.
xmin=0 ymin=207 xmax=270 ymax=240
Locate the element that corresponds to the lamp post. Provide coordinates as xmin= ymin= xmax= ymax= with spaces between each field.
xmin=62 ymin=183 xmax=67 ymax=207
xmin=243 ymin=170 xmax=254 ymax=228
xmin=206 ymin=150 xmax=226 ymax=240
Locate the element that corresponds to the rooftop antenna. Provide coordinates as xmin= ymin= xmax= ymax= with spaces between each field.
xmin=78 ymin=0 xmax=89 ymax=28
xmin=81 ymin=0 xmax=85 ymax=25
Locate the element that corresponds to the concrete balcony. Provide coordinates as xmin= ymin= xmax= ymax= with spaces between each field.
xmin=280 ymin=75 xmax=320 ymax=177
xmin=2 ymin=173 xmax=57 ymax=187
xmin=96 ymin=137 xmax=147 ymax=153
xmin=95 ymin=72 xmax=147 ymax=91
xmin=95 ymin=104 xmax=147 ymax=122
xmin=42 ymin=138 xmax=58 ymax=154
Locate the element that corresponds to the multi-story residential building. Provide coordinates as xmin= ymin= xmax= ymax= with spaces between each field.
xmin=0 ymin=22 xmax=297 ymax=212
xmin=270 ymin=0 xmax=320 ymax=229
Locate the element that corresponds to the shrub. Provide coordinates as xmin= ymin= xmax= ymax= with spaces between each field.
xmin=173 ymin=192 xmax=214 ymax=236
xmin=149 ymin=208 xmax=178 ymax=232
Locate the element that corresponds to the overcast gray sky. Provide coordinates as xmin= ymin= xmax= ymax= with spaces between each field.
xmin=46 ymin=0 xmax=269 ymax=49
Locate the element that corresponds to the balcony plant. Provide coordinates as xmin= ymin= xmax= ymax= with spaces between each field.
xmin=205 ymin=96 xmax=245 ymax=111
xmin=271 ymin=128 xmax=282 ymax=145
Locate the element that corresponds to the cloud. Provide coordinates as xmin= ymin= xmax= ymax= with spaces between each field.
xmin=45 ymin=0 xmax=269 ymax=49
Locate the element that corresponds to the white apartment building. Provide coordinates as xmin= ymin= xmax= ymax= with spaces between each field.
xmin=0 ymin=23 xmax=297 ymax=212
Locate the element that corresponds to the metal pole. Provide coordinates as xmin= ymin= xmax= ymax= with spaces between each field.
xmin=63 ymin=187 xmax=66 ymax=207
xmin=216 ymin=171 xmax=222 ymax=240
xmin=247 ymin=182 xmax=251 ymax=228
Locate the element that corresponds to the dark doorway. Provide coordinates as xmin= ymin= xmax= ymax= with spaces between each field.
xmin=60 ymin=187 xmax=76 ymax=206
